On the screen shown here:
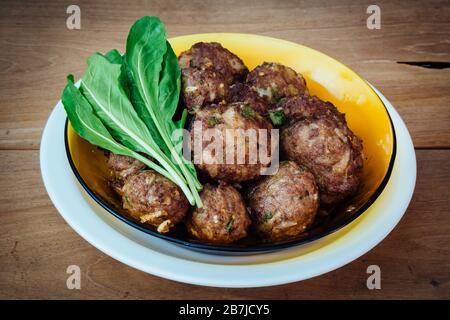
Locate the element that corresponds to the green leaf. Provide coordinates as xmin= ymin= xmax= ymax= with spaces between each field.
xmin=81 ymin=53 xmax=157 ymax=153
xmin=61 ymin=17 xmax=203 ymax=207
xmin=158 ymin=42 xmax=181 ymax=128
xmin=125 ymin=16 xmax=203 ymax=205
xmin=104 ymin=49 xmax=131 ymax=99
xmin=61 ymin=74 xmax=171 ymax=181
xmin=125 ymin=16 xmax=167 ymax=118
xmin=104 ymin=49 xmax=123 ymax=64
xmin=158 ymin=43 xmax=201 ymax=187
xmin=79 ymin=53 xmax=195 ymax=204
xmin=174 ymin=108 xmax=188 ymax=129
xmin=124 ymin=17 xmax=169 ymax=154
xmin=124 ymin=65 xmax=167 ymax=152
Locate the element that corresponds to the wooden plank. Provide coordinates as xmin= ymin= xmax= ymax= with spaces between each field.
xmin=0 ymin=149 xmax=448 ymax=299
xmin=0 ymin=0 xmax=449 ymax=149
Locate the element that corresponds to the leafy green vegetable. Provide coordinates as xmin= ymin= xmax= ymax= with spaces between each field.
xmin=62 ymin=16 xmax=204 ymax=207
xmin=104 ymin=49 xmax=130 ymax=98
xmin=79 ymin=53 xmax=195 ymax=204
xmin=62 ymin=74 xmax=171 ymax=181
xmin=268 ymin=109 xmax=285 ymax=126
xmin=125 ymin=16 xmax=167 ymax=112
xmin=158 ymin=43 xmax=181 ymax=127
xmin=104 ymin=49 xmax=123 ymax=64
xmin=81 ymin=53 xmax=155 ymax=152
xmin=125 ymin=16 xmax=202 ymax=203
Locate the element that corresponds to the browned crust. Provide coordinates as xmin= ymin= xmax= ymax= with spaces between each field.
xmin=186 ymin=182 xmax=251 ymax=244
xmin=246 ymin=62 xmax=308 ymax=105
xmin=248 ymin=161 xmax=319 ymax=241
xmin=280 ymin=96 xmax=364 ymax=204
xmin=180 ymin=67 xmax=228 ymax=110
xmin=107 ymin=153 xmax=147 ymax=195
xmin=191 ymin=102 xmax=274 ymax=183
xmin=121 ymin=171 xmax=189 ymax=233
xmin=179 ymin=42 xmax=248 ymax=84
xmin=228 ymin=82 xmax=270 ymax=115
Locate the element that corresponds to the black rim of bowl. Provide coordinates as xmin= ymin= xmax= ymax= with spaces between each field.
xmin=64 ymin=87 xmax=397 ymax=253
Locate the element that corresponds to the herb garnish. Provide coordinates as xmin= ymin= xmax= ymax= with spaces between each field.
xmin=225 ymin=216 xmax=235 ymax=232
xmin=268 ymin=110 xmax=285 ymax=126
xmin=207 ymin=115 xmax=220 ymax=127
xmin=241 ymin=104 xmax=256 ymax=119
xmin=270 ymin=86 xmax=281 ymax=103
xmin=262 ymin=211 xmax=273 ymax=223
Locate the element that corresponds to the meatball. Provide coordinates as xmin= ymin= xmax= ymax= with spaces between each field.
xmin=248 ymin=161 xmax=319 ymax=241
xmin=190 ymin=102 xmax=274 ymax=183
xmin=181 ymin=67 xmax=228 ymax=110
xmin=228 ymin=82 xmax=269 ymax=115
xmin=186 ymin=182 xmax=251 ymax=244
xmin=277 ymin=95 xmax=345 ymax=124
xmin=246 ymin=62 xmax=308 ymax=104
xmin=178 ymin=42 xmax=248 ymax=84
xmin=280 ymin=96 xmax=364 ymax=205
xmin=121 ymin=171 xmax=189 ymax=233
xmin=107 ymin=153 xmax=146 ymax=195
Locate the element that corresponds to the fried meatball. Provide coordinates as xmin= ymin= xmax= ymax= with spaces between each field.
xmin=228 ymin=82 xmax=269 ymax=115
xmin=121 ymin=171 xmax=189 ymax=233
xmin=248 ymin=161 xmax=319 ymax=241
xmin=181 ymin=67 xmax=228 ymax=110
xmin=107 ymin=153 xmax=147 ymax=195
xmin=246 ymin=62 xmax=308 ymax=104
xmin=190 ymin=102 xmax=274 ymax=183
xmin=178 ymin=42 xmax=248 ymax=84
xmin=277 ymin=95 xmax=345 ymax=124
xmin=280 ymin=96 xmax=364 ymax=205
xmin=186 ymin=183 xmax=251 ymax=244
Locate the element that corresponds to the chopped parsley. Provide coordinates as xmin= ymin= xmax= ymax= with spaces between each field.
xmin=225 ymin=216 xmax=235 ymax=232
xmin=262 ymin=211 xmax=273 ymax=223
xmin=268 ymin=110 xmax=285 ymax=126
xmin=123 ymin=195 xmax=132 ymax=207
xmin=241 ymin=104 xmax=256 ymax=120
xmin=207 ymin=115 xmax=220 ymax=127
xmin=270 ymin=86 xmax=282 ymax=103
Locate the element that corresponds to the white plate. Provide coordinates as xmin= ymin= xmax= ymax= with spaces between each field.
xmin=40 ymin=86 xmax=416 ymax=288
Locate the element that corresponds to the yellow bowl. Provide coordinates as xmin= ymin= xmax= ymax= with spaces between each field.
xmin=66 ymin=34 xmax=395 ymax=253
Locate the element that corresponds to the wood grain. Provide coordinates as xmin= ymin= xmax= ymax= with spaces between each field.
xmin=0 ymin=0 xmax=449 ymax=299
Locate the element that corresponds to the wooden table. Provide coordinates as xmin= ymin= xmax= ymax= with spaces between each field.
xmin=1 ymin=0 xmax=449 ymax=299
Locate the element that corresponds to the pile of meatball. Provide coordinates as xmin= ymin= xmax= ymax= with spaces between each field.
xmin=107 ymin=42 xmax=364 ymax=244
